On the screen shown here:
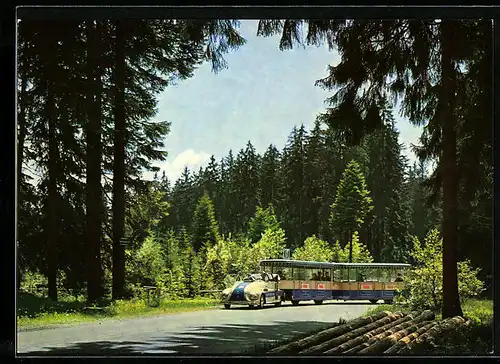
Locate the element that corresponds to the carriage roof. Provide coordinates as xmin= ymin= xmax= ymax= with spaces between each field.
xmin=259 ymin=259 xmax=411 ymax=269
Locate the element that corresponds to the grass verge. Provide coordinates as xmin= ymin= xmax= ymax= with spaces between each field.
xmin=17 ymin=292 xmax=219 ymax=331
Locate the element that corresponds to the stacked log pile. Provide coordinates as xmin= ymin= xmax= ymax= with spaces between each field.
xmin=267 ymin=311 xmax=469 ymax=356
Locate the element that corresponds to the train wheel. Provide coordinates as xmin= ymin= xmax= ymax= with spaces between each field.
xmin=291 ymin=300 xmax=299 ymax=306
xmin=314 ymin=300 xmax=323 ymax=305
xmin=224 ymin=304 xmax=231 ymax=309
xmin=369 ymin=300 xmax=378 ymax=304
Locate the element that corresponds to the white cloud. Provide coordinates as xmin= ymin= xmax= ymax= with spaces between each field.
xmin=143 ymin=149 xmax=211 ymax=183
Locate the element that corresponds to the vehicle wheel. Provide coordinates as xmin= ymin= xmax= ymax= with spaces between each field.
xmin=224 ymin=304 xmax=231 ymax=309
xmin=314 ymin=300 xmax=323 ymax=305
xmin=369 ymin=300 xmax=378 ymax=304
xmin=384 ymin=299 xmax=394 ymax=304
xmin=291 ymin=300 xmax=299 ymax=306
xmin=274 ymin=297 xmax=282 ymax=307
xmin=258 ymin=295 xmax=266 ymax=309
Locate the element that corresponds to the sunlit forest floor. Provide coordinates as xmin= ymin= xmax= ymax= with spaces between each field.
xmin=17 ymin=291 xmax=218 ymax=330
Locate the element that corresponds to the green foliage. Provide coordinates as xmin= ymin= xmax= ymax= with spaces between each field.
xmin=134 ymin=232 xmax=166 ymax=287
xmin=344 ymin=231 xmax=374 ymax=263
xmin=401 ymin=229 xmax=484 ymax=311
xmin=292 ymin=235 xmax=333 ymax=262
xmin=205 ymin=238 xmax=233 ymax=290
xmin=331 ymin=240 xmax=347 ymax=262
xmin=20 ymin=270 xmax=48 ymax=293
xmin=247 ymin=204 xmax=281 ymax=244
xmin=248 ymin=227 xmax=287 ymax=271
xmin=329 ymin=160 xmax=373 ymax=244
xmin=178 ymin=230 xmax=201 ymax=298
xmin=461 ymin=299 xmax=493 ymax=327
xmin=191 ymin=193 xmax=220 ymax=251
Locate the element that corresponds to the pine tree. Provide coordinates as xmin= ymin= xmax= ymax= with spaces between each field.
xmin=259 ymin=144 xmax=281 ymax=208
xmin=280 ymin=125 xmax=307 ymax=248
xmin=191 ymin=193 xmax=220 ymax=251
xmin=247 ymin=205 xmax=281 ymax=245
xmin=329 ymin=160 xmax=373 ymax=263
xmin=178 ymin=228 xmax=200 ymax=298
xmin=363 ymin=104 xmax=412 ymax=262
xmin=303 ymin=120 xmax=325 ymax=240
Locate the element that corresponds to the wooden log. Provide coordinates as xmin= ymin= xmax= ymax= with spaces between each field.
xmin=340 ymin=318 xmax=432 ymax=355
xmin=399 ymin=320 xmax=445 ymax=354
xmin=383 ymin=321 xmax=436 ymax=355
xmin=267 ymin=311 xmax=391 ymax=354
xmin=298 ymin=312 xmax=405 ymax=355
xmin=357 ymin=310 xmax=436 ymax=355
xmin=332 ymin=311 xmax=434 ymax=355
xmin=325 ymin=311 xmax=422 ymax=355
xmin=405 ymin=316 xmax=466 ymax=353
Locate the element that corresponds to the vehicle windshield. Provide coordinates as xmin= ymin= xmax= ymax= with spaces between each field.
xmin=243 ymin=273 xmax=262 ymax=282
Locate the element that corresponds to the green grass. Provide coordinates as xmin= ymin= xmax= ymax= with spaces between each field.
xmin=17 ymin=291 xmax=219 ymax=330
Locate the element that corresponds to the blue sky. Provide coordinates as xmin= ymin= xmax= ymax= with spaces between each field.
xmin=146 ymin=20 xmax=424 ymax=183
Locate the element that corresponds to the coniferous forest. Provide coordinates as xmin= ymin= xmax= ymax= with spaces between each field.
xmin=17 ymin=18 xmax=492 ymax=323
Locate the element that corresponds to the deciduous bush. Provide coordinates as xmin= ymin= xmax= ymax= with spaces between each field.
xmin=292 ymin=235 xmax=333 ymax=262
xmin=400 ymin=229 xmax=484 ymax=311
xmin=248 ymin=227 xmax=287 ymax=271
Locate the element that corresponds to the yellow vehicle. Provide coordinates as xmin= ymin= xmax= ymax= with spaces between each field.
xmin=221 ymin=272 xmax=284 ymax=309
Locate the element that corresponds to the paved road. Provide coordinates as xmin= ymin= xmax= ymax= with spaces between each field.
xmin=17 ymin=301 xmax=372 ymax=356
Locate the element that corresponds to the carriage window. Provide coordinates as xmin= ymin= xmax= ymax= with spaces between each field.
xmin=348 ymin=268 xmax=357 ymax=282
xmin=379 ymin=269 xmax=389 ymax=282
xmin=293 ymin=267 xmax=307 ymax=280
xmin=311 ymin=269 xmax=324 ymax=281
xmin=388 ymin=269 xmax=396 ymax=282
xmin=276 ymin=267 xmax=292 ymax=280
xmin=340 ymin=268 xmax=349 ymax=281
xmin=357 ymin=268 xmax=367 ymax=282
xmin=333 ymin=268 xmax=341 ymax=281
xmin=365 ymin=268 xmax=379 ymax=282
xmin=322 ymin=269 xmax=332 ymax=281
xmin=261 ymin=264 xmax=273 ymax=273
xmin=395 ymin=269 xmax=405 ymax=282
xmin=305 ymin=268 xmax=316 ymax=281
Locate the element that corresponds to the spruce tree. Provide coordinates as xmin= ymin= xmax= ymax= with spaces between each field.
xmin=191 ymin=193 xmax=220 ymax=251
xmin=329 ymin=160 xmax=373 ymax=263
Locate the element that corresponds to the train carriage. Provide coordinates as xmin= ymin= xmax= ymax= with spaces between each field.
xmin=259 ymin=259 xmax=410 ymax=305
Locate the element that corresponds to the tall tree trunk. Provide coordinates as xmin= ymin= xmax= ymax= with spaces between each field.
xmin=112 ymin=19 xmax=126 ymax=300
xmin=440 ymin=20 xmax=463 ymax=318
xmin=17 ymin=72 xmax=28 ymax=291
xmin=46 ymin=31 xmax=59 ymax=301
xmin=86 ymin=20 xmax=104 ymax=302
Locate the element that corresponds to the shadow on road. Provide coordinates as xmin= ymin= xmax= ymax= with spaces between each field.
xmin=228 ymin=300 xmax=378 ymax=310
xmin=17 ymin=320 xmax=336 ymax=356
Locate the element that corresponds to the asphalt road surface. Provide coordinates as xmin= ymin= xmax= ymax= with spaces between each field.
xmin=17 ymin=300 xmax=372 ymax=356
